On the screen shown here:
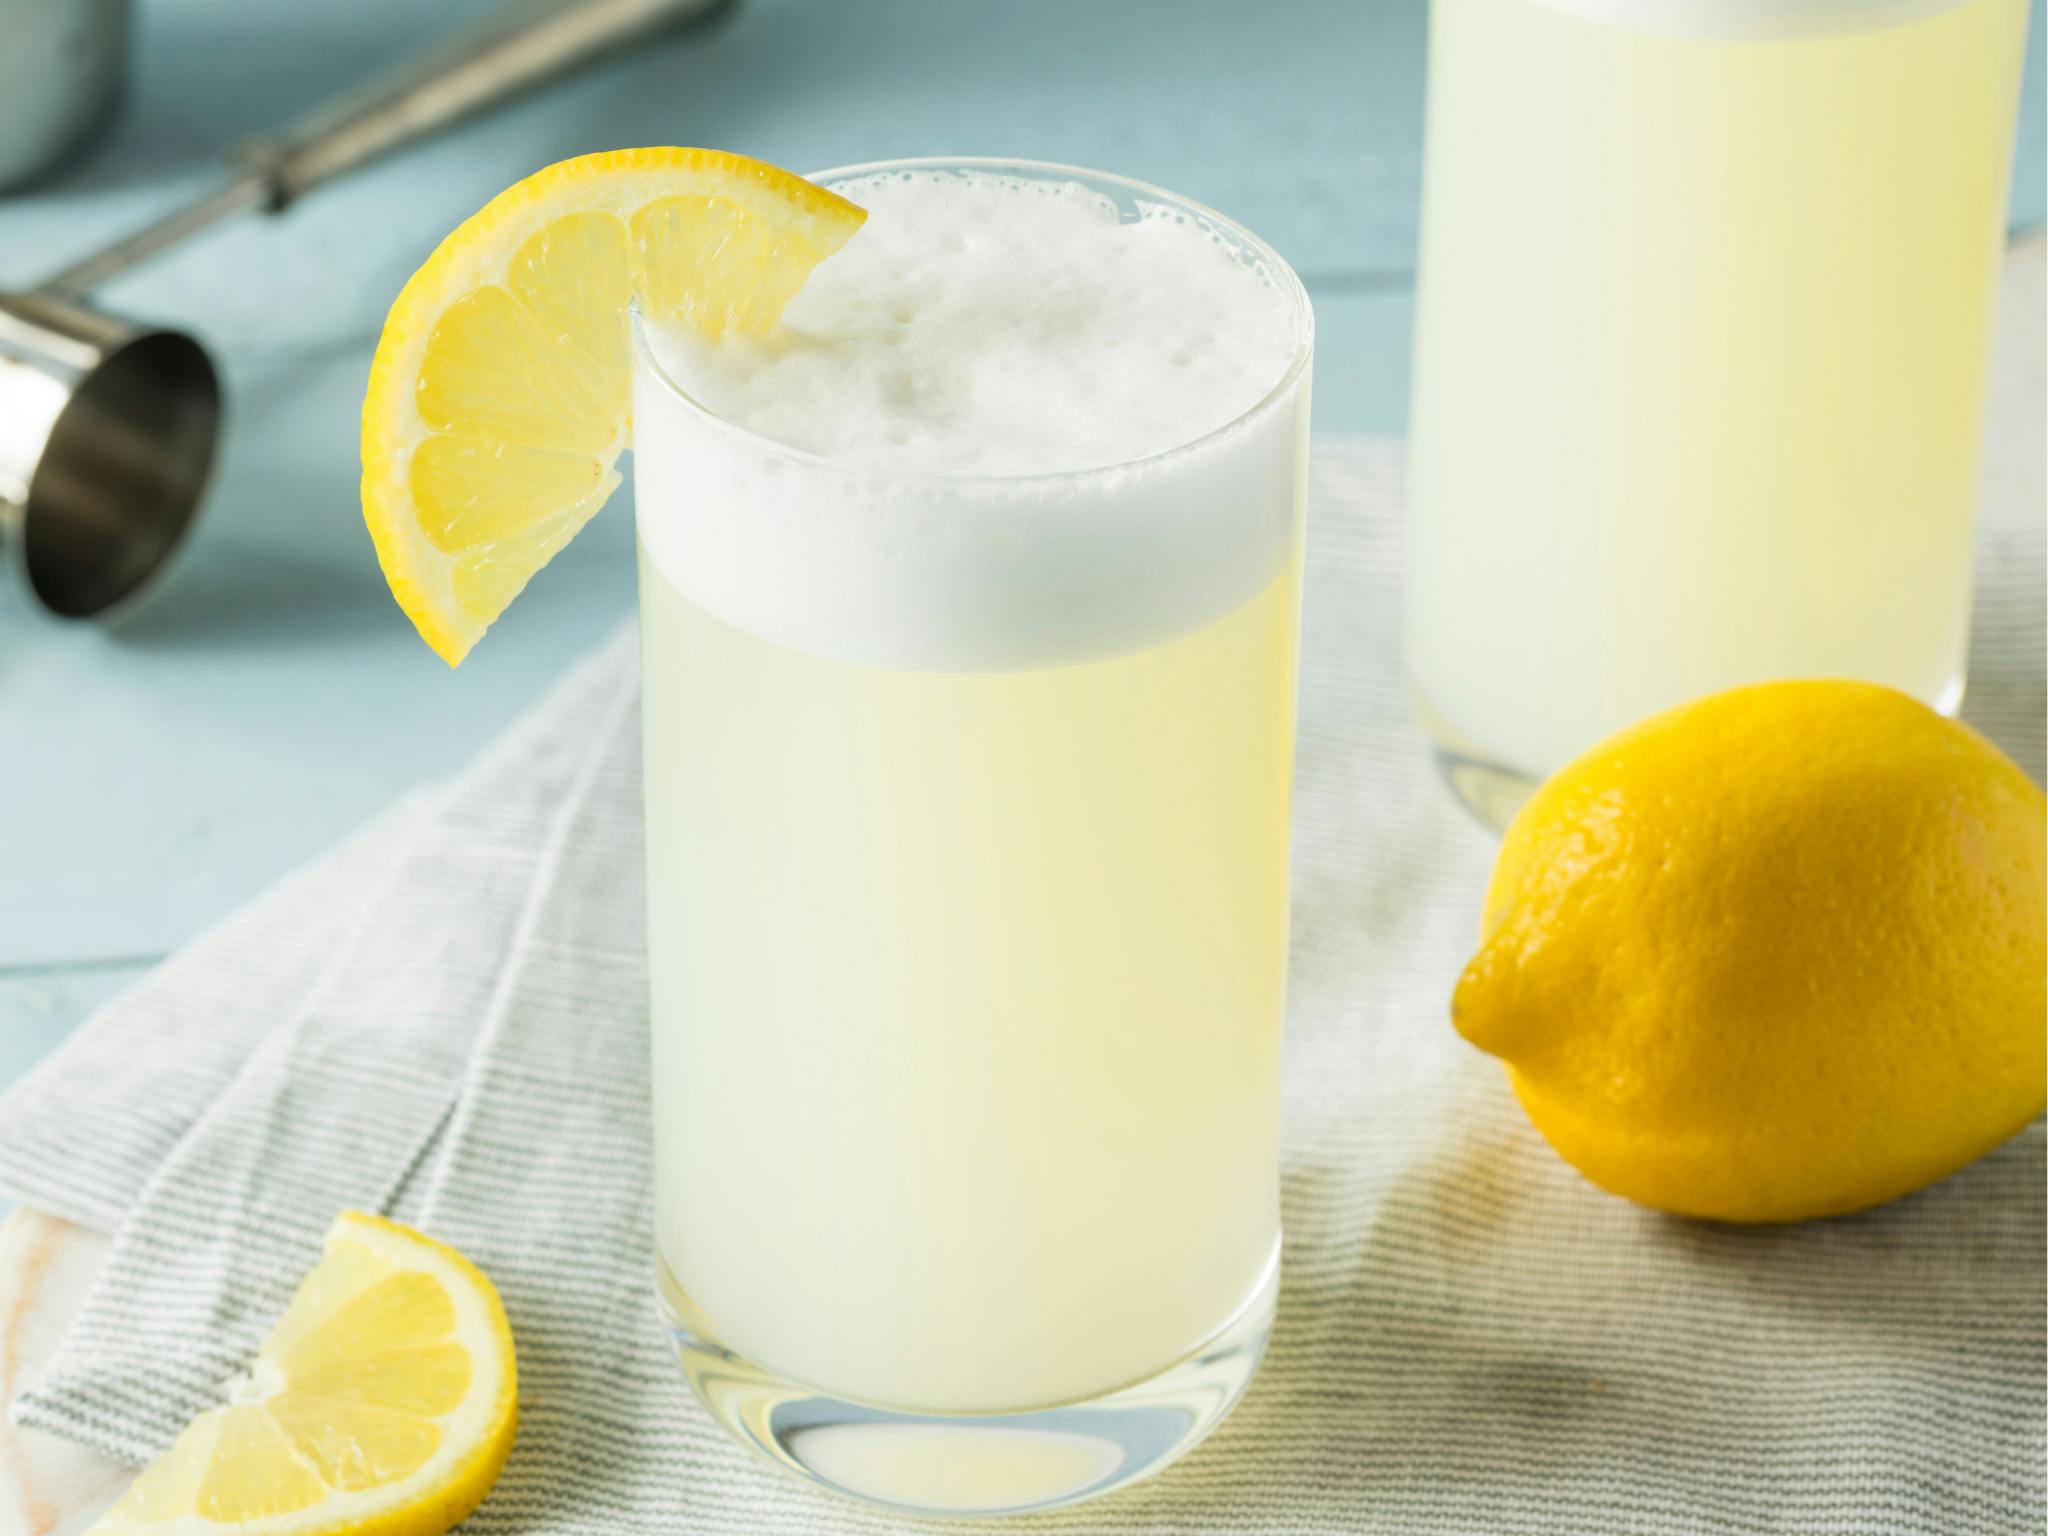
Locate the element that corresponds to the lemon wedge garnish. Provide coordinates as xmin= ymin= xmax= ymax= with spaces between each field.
xmin=360 ymin=147 xmax=867 ymax=664
xmin=89 ymin=1212 xmax=517 ymax=1536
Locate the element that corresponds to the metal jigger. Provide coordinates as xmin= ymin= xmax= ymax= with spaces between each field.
xmin=0 ymin=293 xmax=217 ymax=617
xmin=0 ymin=0 xmax=726 ymax=621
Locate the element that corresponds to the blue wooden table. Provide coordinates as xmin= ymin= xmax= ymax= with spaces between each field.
xmin=2 ymin=0 xmax=2042 ymax=1102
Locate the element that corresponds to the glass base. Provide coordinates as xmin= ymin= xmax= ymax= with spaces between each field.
xmin=1408 ymin=680 xmax=1539 ymax=833
xmin=1431 ymin=741 xmax=1539 ymax=833
xmin=1414 ymin=669 xmax=1971 ymax=836
xmin=658 ymin=1251 xmax=1277 ymax=1517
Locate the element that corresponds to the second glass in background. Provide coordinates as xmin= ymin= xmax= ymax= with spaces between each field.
xmin=1407 ymin=0 xmax=2032 ymax=826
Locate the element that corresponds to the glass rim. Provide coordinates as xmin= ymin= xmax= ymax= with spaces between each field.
xmin=630 ymin=154 xmax=1315 ymax=489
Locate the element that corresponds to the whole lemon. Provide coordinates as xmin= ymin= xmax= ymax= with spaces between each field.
xmin=1453 ymin=679 xmax=2046 ymax=1223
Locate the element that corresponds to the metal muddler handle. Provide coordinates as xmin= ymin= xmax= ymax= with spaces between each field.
xmin=0 ymin=0 xmax=725 ymax=620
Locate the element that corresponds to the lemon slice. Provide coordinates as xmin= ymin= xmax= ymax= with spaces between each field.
xmin=361 ymin=148 xmax=867 ymax=664
xmin=89 ymin=1212 xmax=517 ymax=1536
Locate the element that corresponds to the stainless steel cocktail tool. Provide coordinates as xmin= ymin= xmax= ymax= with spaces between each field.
xmin=0 ymin=0 xmax=724 ymax=619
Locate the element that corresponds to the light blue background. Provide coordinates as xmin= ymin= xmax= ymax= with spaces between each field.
xmin=1 ymin=0 xmax=2042 ymax=1096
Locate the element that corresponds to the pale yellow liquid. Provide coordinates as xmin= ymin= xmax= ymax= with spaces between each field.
xmin=641 ymin=544 xmax=1300 ymax=1413
xmin=1408 ymin=0 xmax=2029 ymax=783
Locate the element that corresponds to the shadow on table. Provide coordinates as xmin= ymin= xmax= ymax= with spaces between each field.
xmin=110 ymin=545 xmax=385 ymax=655
xmin=98 ymin=325 xmax=402 ymax=656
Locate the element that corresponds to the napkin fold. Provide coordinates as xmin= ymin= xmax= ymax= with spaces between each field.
xmin=3 ymin=441 xmax=2042 ymax=1535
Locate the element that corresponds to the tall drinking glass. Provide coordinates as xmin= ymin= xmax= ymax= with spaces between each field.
xmin=1408 ymin=0 xmax=2031 ymax=827
xmin=632 ymin=159 xmax=1313 ymax=1516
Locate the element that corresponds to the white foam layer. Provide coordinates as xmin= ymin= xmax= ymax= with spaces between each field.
xmin=633 ymin=166 xmax=1311 ymax=671
xmin=1527 ymin=0 xmax=1973 ymax=36
xmin=649 ymin=170 xmax=1302 ymax=478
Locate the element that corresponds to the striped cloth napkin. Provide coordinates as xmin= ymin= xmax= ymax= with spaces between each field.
xmin=2 ymin=440 xmax=2041 ymax=1535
